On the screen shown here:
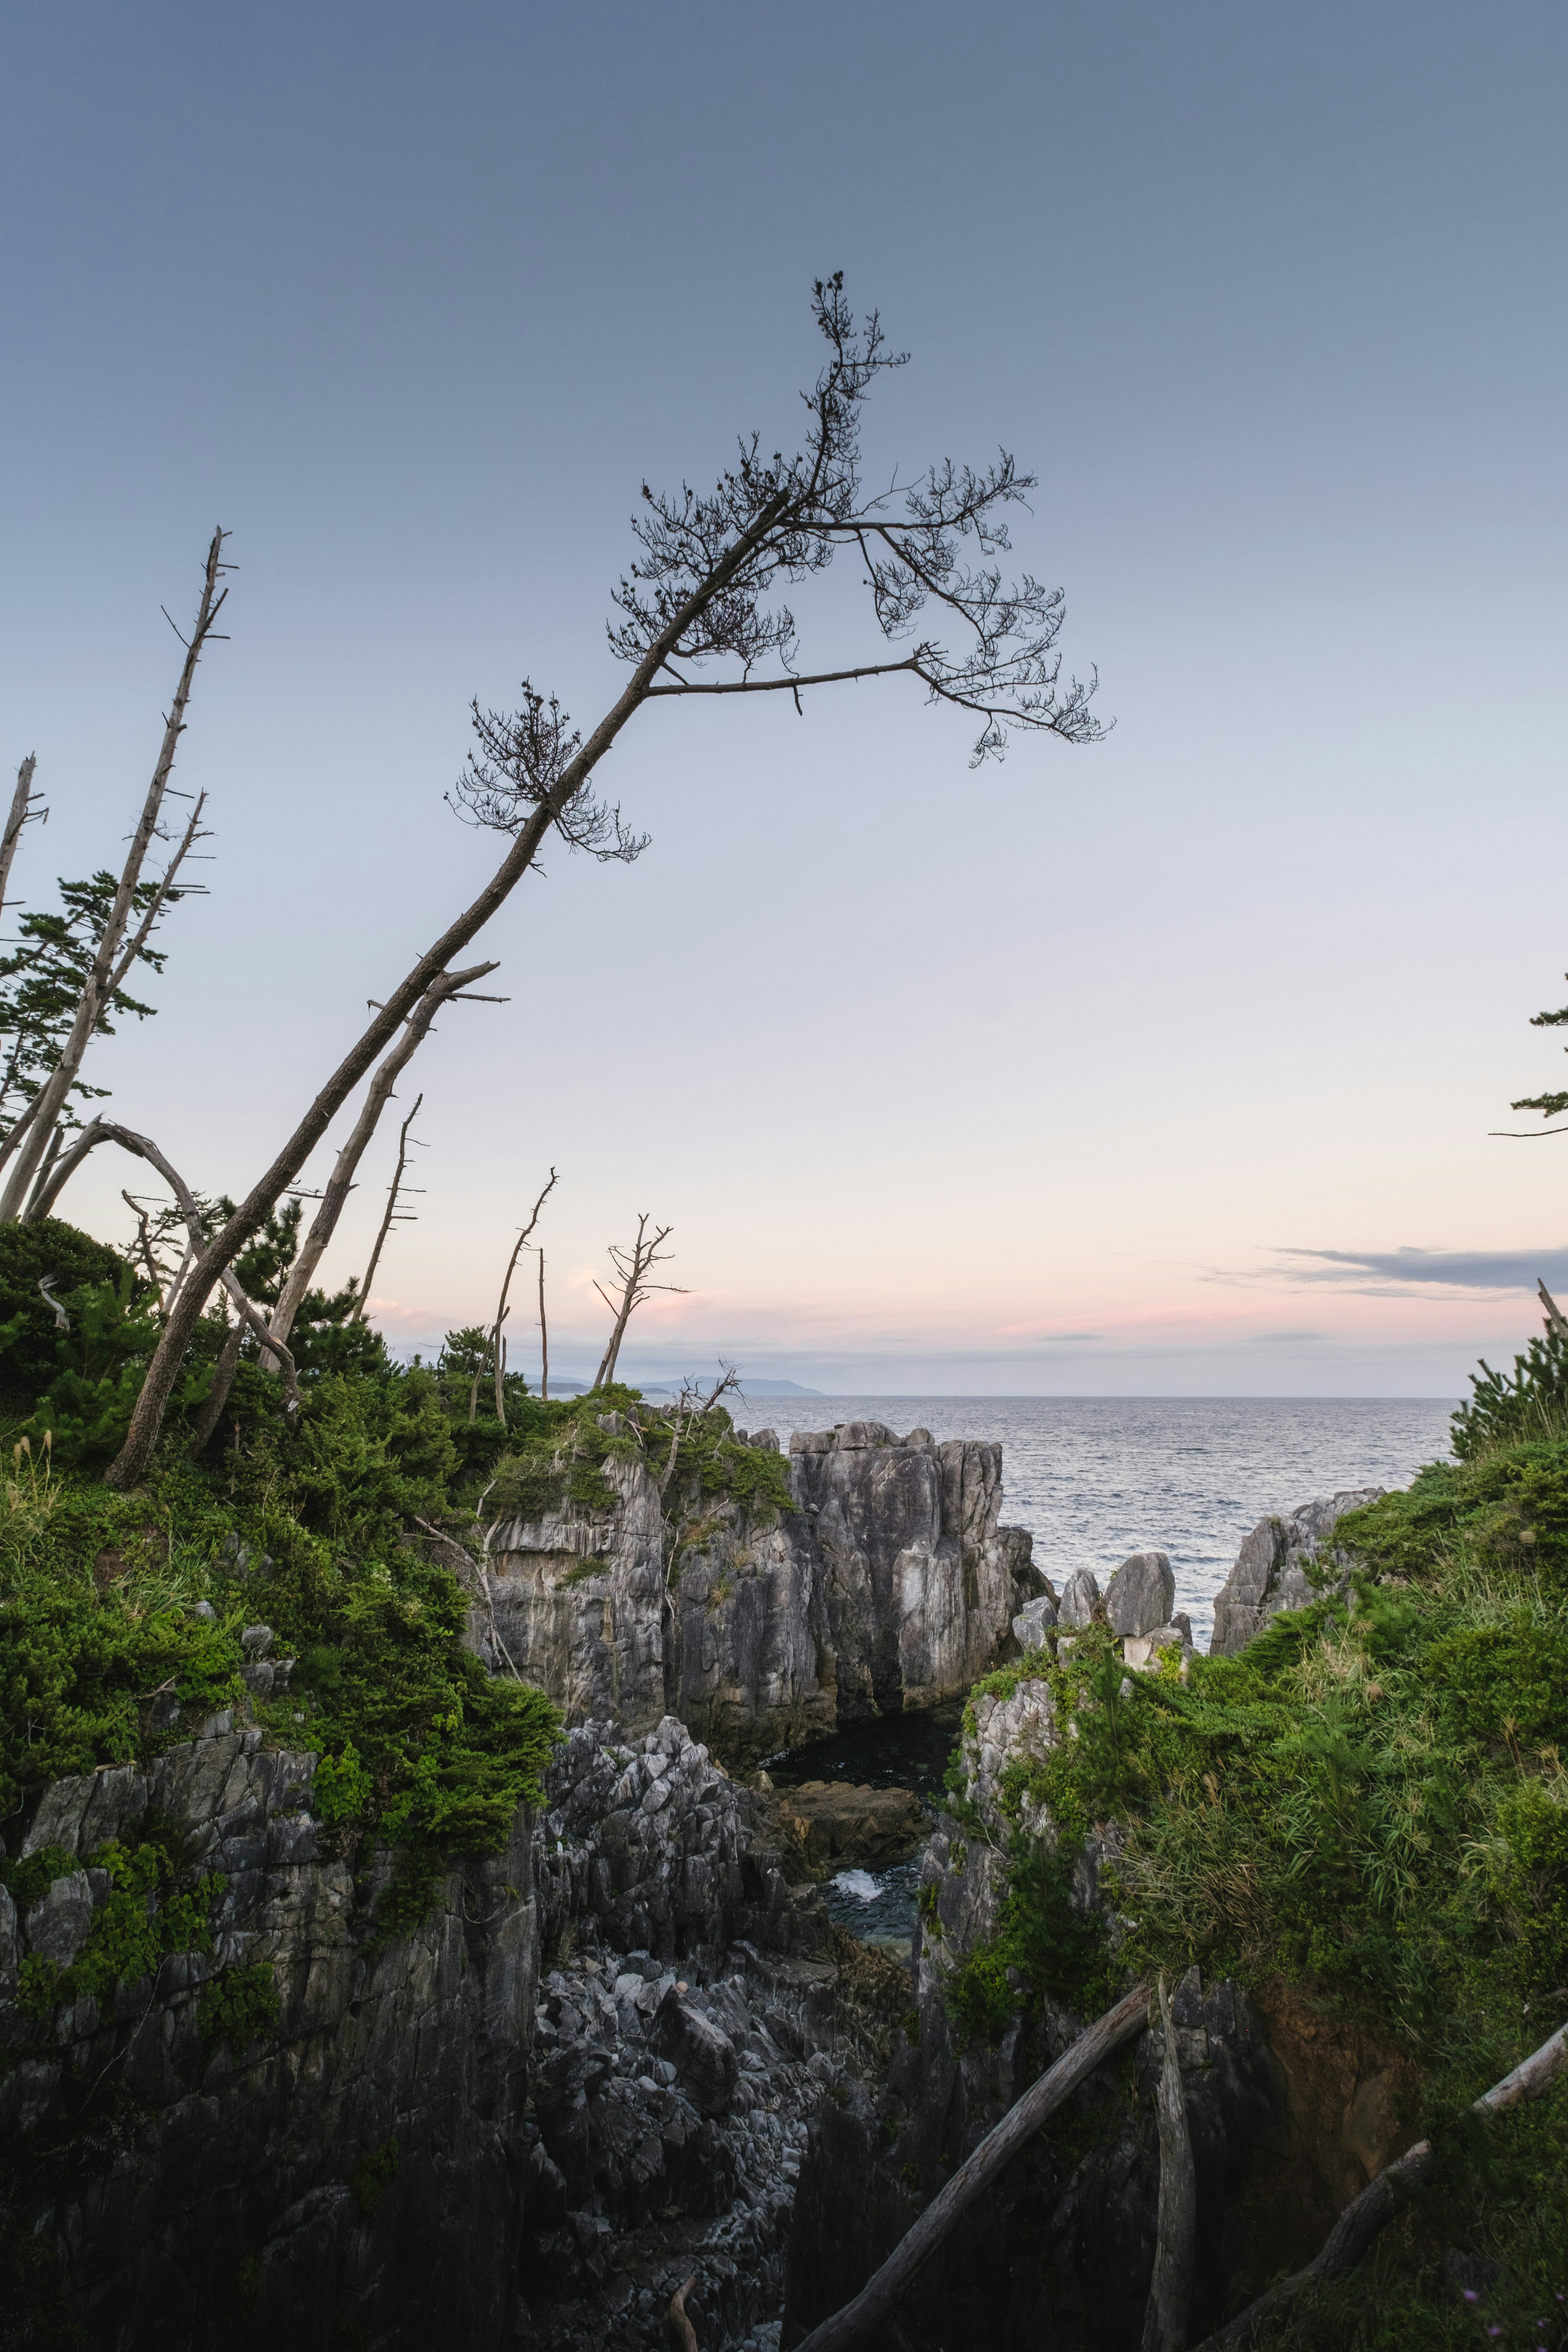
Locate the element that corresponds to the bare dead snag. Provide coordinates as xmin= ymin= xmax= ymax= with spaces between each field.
xmin=666 ymin=2275 xmax=699 ymax=2352
xmin=791 ymin=1982 xmax=1151 ymax=2352
xmin=1140 ymin=1975 xmax=1196 ymax=2352
xmin=538 ymin=1246 xmax=549 ymax=1400
xmin=262 ymin=963 xmax=500 ymax=1363
xmin=1194 ymin=2020 xmax=1568 ymax=2350
xmin=486 ymin=1167 xmax=559 ymax=1425
xmin=22 ymin=1116 xmax=108 ymax=1225
xmin=1539 ymin=1277 xmax=1568 ymax=1335
xmin=658 ymin=1365 xmax=741 ymax=1500
xmin=105 ymin=282 xmax=1105 ymax=1489
xmin=0 ymin=526 xmax=230 ymax=1216
xmin=0 ymin=755 xmax=43 ymax=915
xmin=354 ymin=1092 xmax=425 ymax=1320
xmin=45 ymin=1118 xmax=302 ymax=1425
xmin=593 ymin=1215 xmax=686 ymax=1389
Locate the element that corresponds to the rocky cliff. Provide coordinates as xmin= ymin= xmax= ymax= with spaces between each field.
xmin=480 ymin=1419 xmax=1042 ymax=1762
xmin=2 ymin=1692 xmax=891 ymax=2352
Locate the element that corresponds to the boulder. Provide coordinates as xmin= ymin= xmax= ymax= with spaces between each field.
xmin=1209 ymin=1491 xmax=1385 ymax=1655
xmin=1057 ymin=1567 xmax=1102 ymax=1628
xmin=1124 ymin=1615 xmax=1194 ymax=1673
xmin=1012 ymin=1593 xmax=1057 ymax=1650
xmin=648 ymin=1987 xmax=739 ymax=2116
xmin=1104 ymin=1549 xmax=1176 ymax=1639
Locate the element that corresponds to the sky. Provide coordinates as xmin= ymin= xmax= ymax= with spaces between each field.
xmin=2 ymin=0 xmax=1566 ymax=1396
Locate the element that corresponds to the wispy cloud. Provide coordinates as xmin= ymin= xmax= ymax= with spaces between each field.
xmin=1276 ymin=1246 xmax=1568 ymax=1296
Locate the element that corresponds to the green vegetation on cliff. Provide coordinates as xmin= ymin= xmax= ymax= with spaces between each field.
xmin=944 ymin=1345 xmax=1568 ymax=2346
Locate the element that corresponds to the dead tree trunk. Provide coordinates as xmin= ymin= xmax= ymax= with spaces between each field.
xmin=0 ymin=756 xmax=42 ymax=916
xmin=593 ymin=1215 xmax=684 ymax=1389
xmin=0 ymin=527 xmax=229 ymax=1216
xmin=260 ymin=962 xmax=500 ymax=1363
xmin=1194 ymin=2020 xmax=1568 ymax=2350
xmin=791 ymin=1983 xmax=1151 ymax=2352
xmin=354 ymin=1092 xmax=424 ymax=1320
xmin=103 ymin=283 xmax=1106 ymax=1488
xmin=1140 ymin=1975 xmax=1196 ymax=2352
xmin=39 ymin=1118 xmax=301 ymax=1424
xmin=486 ymin=1167 xmax=558 ymax=1425
xmin=538 ymin=1247 xmax=549 ymax=1400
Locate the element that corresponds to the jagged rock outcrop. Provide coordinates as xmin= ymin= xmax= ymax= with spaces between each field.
xmin=1208 ymin=1490 xmax=1385 ymax=1656
xmin=780 ymin=1668 xmax=1292 ymax=2350
xmin=4 ymin=1700 xmax=887 ymax=2352
xmin=480 ymin=1423 xmax=1042 ymax=1762
xmin=3 ymin=1711 xmax=538 ymax=2351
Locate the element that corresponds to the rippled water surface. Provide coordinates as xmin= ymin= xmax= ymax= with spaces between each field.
xmin=742 ymin=1395 xmax=1457 ymax=1652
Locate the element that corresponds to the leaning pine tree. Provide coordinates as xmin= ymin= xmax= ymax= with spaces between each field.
xmin=105 ymin=276 xmax=1107 ymax=1488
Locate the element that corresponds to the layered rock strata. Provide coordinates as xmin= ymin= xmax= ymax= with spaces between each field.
xmin=1208 ymin=1490 xmax=1385 ymax=1656
xmin=481 ymin=1420 xmax=1042 ymax=1762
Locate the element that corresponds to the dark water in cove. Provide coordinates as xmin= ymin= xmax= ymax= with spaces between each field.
xmin=751 ymin=1395 xmax=1458 ymax=1958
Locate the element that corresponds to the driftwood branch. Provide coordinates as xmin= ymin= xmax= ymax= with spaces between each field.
xmin=792 ymin=1981 xmax=1151 ymax=2352
xmin=1195 ymin=2020 xmax=1568 ymax=2350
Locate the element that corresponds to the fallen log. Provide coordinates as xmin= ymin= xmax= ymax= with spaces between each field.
xmin=791 ymin=1979 xmax=1151 ymax=2352
xmin=667 ymin=2274 xmax=699 ymax=2350
xmin=1195 ymin=2019 xmax=1568 ymax=2349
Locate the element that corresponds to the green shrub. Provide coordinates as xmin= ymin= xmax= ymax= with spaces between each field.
xmin=198 ymin=1961 xmax=281 ymax=2053
xmin=347 ymin=2136 xmax=400 ymax=2216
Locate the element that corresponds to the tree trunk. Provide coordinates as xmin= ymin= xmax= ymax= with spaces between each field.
xmin=103 ymin=482 xmax=796 ymax=1488
xmin=354 ymin=1091 xmax=423 ymax=1321
xmin=1140 ymin=1975 xmax=1196 ymax=2352
xmin=1195 ymin=2020 xmax=1568 ymax=2350
xmin=791 ymin=1983 xmax=1151 ymax=2352
xmin=260 ymin=963 xmax=496 ymax=1362
xmin=0 ymin=755 xmax=39 ymax=915
xmin=538 ymin=1247 xmax=548 ymax=1400
xmin=0 ymin=532 xmax=228 ymax=1216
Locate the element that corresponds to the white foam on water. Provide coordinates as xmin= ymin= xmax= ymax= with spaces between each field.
xmin=830 ymin=1869 xmax=881 ymax=1903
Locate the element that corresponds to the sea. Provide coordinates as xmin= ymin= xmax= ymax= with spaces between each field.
xmin=751 ymin=1394 xmax=1459 ymax=1957
xmin=739 ymin=1394 xmax=1458 ymax=1654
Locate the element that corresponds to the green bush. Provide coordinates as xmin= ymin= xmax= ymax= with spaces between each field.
xmin=198 ymin=1961 xmax=281 ymax=2054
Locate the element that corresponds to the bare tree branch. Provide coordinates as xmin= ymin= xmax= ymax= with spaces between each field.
xmin=354 ymin=1091 xmax=425 ymax=1321
xmin=0 ymin=755 xmax=43 ymax=914
xmin=261 ymin=961 xmax=498 ymax=1361
xmin=486 ymin=1167 xmax=559 ymax=1426
xmin=106 ymin=281 xmax=1105 ymax=1487
xmin=0 ymin=532 xmax=231 ymax=1218
xmin=593 ymin=1215 xmax=686 ymax=1389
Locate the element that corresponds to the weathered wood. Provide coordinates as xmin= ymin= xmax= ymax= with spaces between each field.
xmin=791 ymin=1982 xmax=1151 ymax=2352
xmin=1141 ymin=1974 xmax=1196 ymax=2352
xmin=1196 ymin=2020 xmax=1568 ymax=2349
xmin=263 ymin=962 xmax=497 ymax=1358
xmin=487 ymin=1166 xmax=558 ymax=1424
xmin=666 ymin=2274 xmax=699 ymax=2351
xmin=0 ymin=532 xmax=229 ymax=1214
xmin=0 ymin=754 xmax=39 ymax=915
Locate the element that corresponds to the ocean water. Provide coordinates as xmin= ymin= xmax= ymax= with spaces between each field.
xmin=739 ymin=1394 xmax=1458 ymax=1654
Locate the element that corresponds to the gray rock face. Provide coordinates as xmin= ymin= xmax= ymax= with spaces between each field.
xmin=649 ymin=1988 xmax=739 ymax=2115
xmin=3 ymin=1719 xmax=536 ymax=2352
xmin=1104 ymin=1548 xmax=1176 ymax=1638
xmin=483 ymin=1426 xmax=1043 ymax=1761
xmin=783 ymin=1666 xmax=1289 ymax=2350
xmin=1209 ymin=1490 xmax=1385 ymax=1655
xmin=1057 ymin=1565 xmax=1102 ymax=1627
xmin=1012 ymin=1592 xmax=1058 ymax=1649
xmin=5 ymin=1698 xmax=882 ymax=2352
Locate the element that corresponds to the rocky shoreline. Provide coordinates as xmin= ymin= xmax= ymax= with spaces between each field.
xmin=0 ymin=1427 xmax=1423 ymax=2350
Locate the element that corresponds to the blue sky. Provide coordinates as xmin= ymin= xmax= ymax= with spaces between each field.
xmin=4 ymin=2 xmax=1566 ymax=1393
